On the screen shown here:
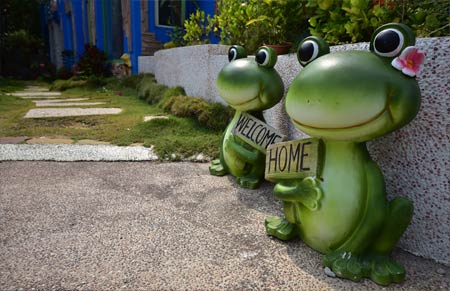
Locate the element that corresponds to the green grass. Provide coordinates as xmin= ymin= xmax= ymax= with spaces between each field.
xmin=0 ymin=79 xmax=223 ymax=159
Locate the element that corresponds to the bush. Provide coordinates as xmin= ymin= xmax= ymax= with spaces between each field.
xmin=199 ymin=102 xmax=235 ymax=131
xmin=49 ymin=78 xmax=86 ymax=91
xmin=163 ymin=95 xmax=234 ymax=131
xmin=307 ymin=0 xmax=450 ymax=44
xmin=159 ymin=86 xmax=186 ymax=107
xmin=137 ymin=81 xmax=168 ymax=104
xmin=56 ymin=66 xmax=73 ymax=80
xmin=105 ymin=74 xmax=147 ymax=91
xmin=78 ymin=44 xmax=110 ymax=77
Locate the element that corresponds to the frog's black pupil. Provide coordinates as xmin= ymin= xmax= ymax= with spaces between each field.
xmin=375 ymin=30 xmax=400 ymax=53
xmin=228 ymin=49 xmax=236 ymax=61
xmin=299 ymin=42 xmax=314 ymax=62
xmin=256 ymin=50 xmax=267 ymax=64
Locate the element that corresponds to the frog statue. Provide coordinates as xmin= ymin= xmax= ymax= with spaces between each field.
xmin=265 ymin=23 xmax=424 ymax=285
xmin=209 ymin=46 xmax=284 ymax=189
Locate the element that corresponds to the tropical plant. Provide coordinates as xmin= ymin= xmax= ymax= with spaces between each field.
xmin=306 ymin=0 xmax=449 ymax=44
xmin=77 ymin=44 xmax=110 ymax=77
xmin=183 ymin=9 xmax=216 ymax=45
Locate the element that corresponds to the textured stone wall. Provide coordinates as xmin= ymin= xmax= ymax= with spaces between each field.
xmin=138 ymin=38 xmax=450 ymax=266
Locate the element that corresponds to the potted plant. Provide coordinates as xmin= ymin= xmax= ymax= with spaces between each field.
xmin=245 ymin=0 xmax=307 ymax=54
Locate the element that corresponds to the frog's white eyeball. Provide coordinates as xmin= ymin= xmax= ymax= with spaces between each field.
xmin=228 ymin=47 xmax=238 ymax=62
xmin=298 ymin=40 xmax=319 ymax=66
xmin=256 ymin=49 xmax=270 ymax=66
xmin=373 ymin=28 xmax=405 ymax=57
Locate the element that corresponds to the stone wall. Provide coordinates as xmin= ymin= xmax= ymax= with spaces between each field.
xmin=138 ymin=38 xmax=450 ymax=266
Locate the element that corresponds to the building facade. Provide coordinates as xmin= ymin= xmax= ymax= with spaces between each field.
xmin=44 ymin=0 xmax=218 ymax=74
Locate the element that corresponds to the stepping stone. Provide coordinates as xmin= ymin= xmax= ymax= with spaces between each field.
xmin=20 ymin=96 xmax=65 ymax=99
xmin=26 ymin=137 xmax=74 ymax=144
xmin=144 ymin=115 xmax=169 ymax=122
xmin=0 ymin=136 xmax=29 ymax=144
xmin=24 ymin=108 xmax=122 ymax=118
xmin=23 ymin=87 xmax=49 ymax=92
xmin=34 ymin=102 xmax=106 ymax=107
xmin=10 ymin=92 xmax=62 ymax=97
xmin=33 ymin=98 xmax=89 ymax=103
xmin=76 ymin=139 xmax=111 ymax=145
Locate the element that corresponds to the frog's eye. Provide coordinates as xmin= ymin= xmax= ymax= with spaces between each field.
xmin=255 ymin=46 xmax=277 ymax=68
xmin=297 ymin=37 xmax=329 ymax=66
xmin=228 ymin=45 xmax=247 ymax=62
xmin=372 ymin=28 xmax=405 ymax=57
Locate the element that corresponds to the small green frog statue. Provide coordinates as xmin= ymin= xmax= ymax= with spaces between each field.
xmin=210 ymin=46 xmax=284 ymax=189
xmin=265 ymin=23 xmax=424 ymax=285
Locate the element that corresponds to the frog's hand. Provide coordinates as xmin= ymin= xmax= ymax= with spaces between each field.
xmin=274 ymin=177 xmax=322 ymax=211
xmin=228 ymin=137 xmax=262 ymax=164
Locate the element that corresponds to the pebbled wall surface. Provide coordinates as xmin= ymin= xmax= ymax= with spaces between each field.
xmin=139 ymin=38 xmax=450 ymax=266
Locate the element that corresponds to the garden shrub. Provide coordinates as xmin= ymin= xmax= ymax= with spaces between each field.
xmin=49 ymin=78 xmax=86 ymax=91
xmin=78 ymin=44 xmax=110 ymax=77
xmin=198 ymin=102 xmax=235 ymax=131
xmin=56 ymin=66 xmax=73 ymax=80
xmin=138 ymin=81 xmax=168 ymax=104
xmin=307 ymin=0 xmax=450 ymax=44
xmin=159 ymin=86 xmax=186 ymax=107
xmin=163 ymin=95 xmax=234 ymax=131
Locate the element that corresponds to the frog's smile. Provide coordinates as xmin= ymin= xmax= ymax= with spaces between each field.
xmin=292 ymin=105 xmax=391 ymax=130
xmin=229 ymin=95 xmax=259 ymax=107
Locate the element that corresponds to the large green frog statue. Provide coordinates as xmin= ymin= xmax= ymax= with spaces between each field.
xmin=209 ymin=45 xmax=284 ymax=189
xmin=265 ymin=23 xmax=424 ymax=285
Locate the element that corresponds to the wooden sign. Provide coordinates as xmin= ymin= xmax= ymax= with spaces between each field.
xmin=265 ymin=138 xmax=321 ymax=182
xmin=232 ymin=112 xmax=287 ymax=153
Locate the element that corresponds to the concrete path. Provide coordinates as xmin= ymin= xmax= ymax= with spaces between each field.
xmin=0 ymin=162 xmax=448 ymax=290
xmin=11 ymin=86 xmax=122 ymax=118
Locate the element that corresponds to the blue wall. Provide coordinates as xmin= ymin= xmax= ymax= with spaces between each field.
xmin=148 ymin=0 xmax=219 ymax=44
xmin=51 ymin=0 xmax=219 ymax=74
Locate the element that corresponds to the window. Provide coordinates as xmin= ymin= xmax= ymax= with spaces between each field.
xmin=155 ymin=0 xmax=183 ymax=27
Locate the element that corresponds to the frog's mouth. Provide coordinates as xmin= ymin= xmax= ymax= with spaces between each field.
xmin=291 ymin=105 xmax=393 ymax=130
xmin=230 ymin=95 xmax=259 ymax=107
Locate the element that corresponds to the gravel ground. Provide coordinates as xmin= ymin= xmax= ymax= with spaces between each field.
xmin=0 ymin=161 xmax=449 ymax=290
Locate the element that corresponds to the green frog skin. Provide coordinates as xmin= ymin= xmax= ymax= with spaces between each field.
xmin=265 ymin=23 xmax=422 ymax=285
xmin=209 ymin=45 xmax=284 ymax=189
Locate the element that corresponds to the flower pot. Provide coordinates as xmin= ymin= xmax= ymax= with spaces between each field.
xmin=263 ymin=43 xmax=292 ymax=55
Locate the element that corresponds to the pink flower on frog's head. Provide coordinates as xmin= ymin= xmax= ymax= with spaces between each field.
xmin=391 ymin=46 xmax=425 ymax=77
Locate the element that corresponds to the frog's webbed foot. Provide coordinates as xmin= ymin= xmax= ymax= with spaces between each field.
xmin=323 ymin=251 xmax=406 ymax=286
xmin=265 ymin=216 xmax=297 ymax=241
xmin=236 ymin=175 xmax=262 ymax=189
xmin=209 ymin=159 xmax=228 ymax=176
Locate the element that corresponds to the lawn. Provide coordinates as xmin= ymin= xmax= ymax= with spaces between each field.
xmin=0 ymin=77 xmax=224 ymax=159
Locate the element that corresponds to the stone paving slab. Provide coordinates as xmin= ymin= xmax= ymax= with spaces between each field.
xmin=26 ymin=137 xmax=74 ymax=145
xmin=23 ymin=87 xmax=49 ymax=92
xmin=32 ymin=98 xmax=90 ymax=103
xmin=0 ymin=162 xmax=448 ymax=290
xmin=34 ymin=101 xmax=106 ymax=107
xmin=10 ymin=92 xmax=62 ymax=97
xmin=76 ymin=139 xmax=111 ymax=145
xmin=144 ymin=115 xmax=169 ymax=122
xmin=19 ymin=96 xmax=65 ymax=99
xmin=24 ymin=108 xmax=122 ymax=118
xmin=0 ymin=144 xmax=157 ymax=161
xmin=0 ymin=136 xmax=29 ymax=144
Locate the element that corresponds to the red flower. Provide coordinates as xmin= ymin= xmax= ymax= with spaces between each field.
xmin=391 ymin=46 xmax=425 ymax=77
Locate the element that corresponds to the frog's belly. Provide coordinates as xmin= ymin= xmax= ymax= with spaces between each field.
xmin=297 ymin=169 xmax=366 ymax=254
xmin=222 ymin=133 xmax=246 ymax=177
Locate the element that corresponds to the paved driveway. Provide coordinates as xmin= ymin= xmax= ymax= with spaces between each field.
xmin=0 ymin=162 xmax=448 ymax=290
